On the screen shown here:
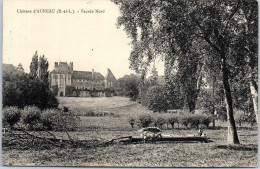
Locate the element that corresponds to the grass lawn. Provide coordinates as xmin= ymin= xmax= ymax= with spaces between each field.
xmin=2 ymin=97 xmax=258 ymax=167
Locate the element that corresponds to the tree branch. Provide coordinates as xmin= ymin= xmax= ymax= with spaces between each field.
xmin=222 ymin=0 xmax=241 ymax=35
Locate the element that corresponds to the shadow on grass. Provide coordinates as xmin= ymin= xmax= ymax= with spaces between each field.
xmin=214 ymin=144 xmax=258 ymax=152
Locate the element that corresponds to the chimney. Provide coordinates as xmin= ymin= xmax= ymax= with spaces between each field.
xmin=55 ymin=62 xmax=58 ymax=68
xmin=69 ymin=62 xmax=73 ymax=71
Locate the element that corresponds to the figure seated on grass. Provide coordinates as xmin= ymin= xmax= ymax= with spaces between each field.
xmin=198 ymin=129 xmax=207 ymax=137
xmin=138 ymin=127 xmax=162 ymax=143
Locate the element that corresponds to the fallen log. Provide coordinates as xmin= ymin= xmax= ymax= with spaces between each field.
xmin=119 ymin=135 xmax=213 ymax=143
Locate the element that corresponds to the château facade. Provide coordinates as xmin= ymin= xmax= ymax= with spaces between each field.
xmin=49 ymin=62 xmax=118 ymax=97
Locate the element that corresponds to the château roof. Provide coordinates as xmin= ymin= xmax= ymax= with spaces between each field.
xmin=105 ymin=69 xmax=117 ymax=83
xmin=72 ymin=71 xmax=104 ymax=81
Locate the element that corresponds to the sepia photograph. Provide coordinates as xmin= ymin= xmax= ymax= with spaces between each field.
xmin=2 ymin=0 xmax=258 ymax=167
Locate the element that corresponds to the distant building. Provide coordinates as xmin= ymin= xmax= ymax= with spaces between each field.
xmin=49 ymin=61 xmax=118 ymax=97
xmin=2 ymin=63 xmax=16 ymax=72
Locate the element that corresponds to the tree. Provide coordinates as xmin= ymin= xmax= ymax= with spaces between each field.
xmin=3 ymin=66 xmax=59 ymax=110
xmin=236 ymin=1 xmax=258 ymax=123
xmin=51 ymin=85 xmax=59 ymax=96
xmin=148 ymin=65 xmax=158 ymax=86
xmin=38 ymin=55 xmax=49 ymax=86
xmin=29 ymin=51 xmax=49 ymax=86
xmin=118 ymin=74 xmax=141 ymax=101
xmin=146 ymin=85 xmax=168 ymax=112
xmin=113 ymin=0 xmax=257 ymax=144
xmin=65 ymin=86 xmax=76 ymax=96
xmin=17 ymin=63 xmax=24 ymax=72
xmin=30 ymin=51 xmax=38 ymax=77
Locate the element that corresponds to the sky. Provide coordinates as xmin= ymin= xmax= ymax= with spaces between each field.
xmin=3 ymin=0 xmax=164 ymax=79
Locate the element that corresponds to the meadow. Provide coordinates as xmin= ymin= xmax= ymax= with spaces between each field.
xmin=2 ymin=97 xmax=258 ymax=167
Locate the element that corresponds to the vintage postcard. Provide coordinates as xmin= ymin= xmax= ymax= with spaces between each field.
xmin=2 ymin=0 xmax=258 ymax=167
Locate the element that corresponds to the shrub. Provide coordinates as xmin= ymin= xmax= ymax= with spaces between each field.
xmin=63 ymin=106 xmax=69 ymax=112
xmin=167 ymin=114 xmax=179 ymax=129
xmin=199 ymin=114 xmax=212 ymax=128
xmin=22 ymin=106 xmax=42 ymax=130
xmin=153 ymin=115 xmax=166 ymax=129
xmin=190 ymin=114 xmax=202 ymax=128
xmin=41 ymin=109 xmax=59 ymax=130
xmin=42 ymin=109 xmax=80 ymax=131
xmin=2 ymin=106 xmax=21 ymax=128
xmin=248 ymin=112 xmax=257 ymax=126
xmin=179 ymin=113 xmax=193 ymax=128
xmin=136 ymin=114 xmax=153 ymax=128
xmin=234 ymin=109 xmax=248 ymax=127
xmin=85 ymin=110 xmax=95 ymax=116
xmin=177 ymin=112 xmax=212 ymax=129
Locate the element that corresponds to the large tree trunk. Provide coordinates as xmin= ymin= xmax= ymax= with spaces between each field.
xmin=249 ymin=77 xmax=258 ymax=123
xmin=185 ymin=62 xmax=204 ymax=113
xmin=221 ymin=58 xmax=240 ymax=144
xmin=212 ymin=107 xmax=216 ymax=129
xmin=212 ymin=76 xmax=216 ymax=129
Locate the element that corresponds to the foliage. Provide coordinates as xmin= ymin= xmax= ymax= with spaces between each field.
xmin=118 ymin=74 xmax=141 ymax=101
xmin=2 ymin=67 xmax=59 ymax=110
xmin=247 ymin=113 xmax=257 ymax=126
xmin=38 ymin=55 xmax=49 ymax=86
xmin=112 ymin=0 xmax=259 ymax=143
xmin=2 ymin=106 xmax=21 ymax=128
xmin=178 ymin=113 xmax=193 ymax=128
xmin=41 ymin=109 xmax=80 ymax=131
xmin=148 ymin=66 xmax=159 ymax=86
xmin=29 ymin=51 xmax=49 ymax=86
xmin=234 ymin=109 xmax=250 ymax=127
xmin=51 ymin=85 xmax=59 ymax=96
xmin=177 ymin=112 xmax=212 ymax=129
xmin=167 ymin=114 xmax=179 ymax=129
xmin=52 ymin=110 xmax=80 ymax=131
xmin=30 ymin=51 xmax=38 ymax=77
xmin=146 ymin=85 xmax=168 ymax=112
xmin=63 ymin=106 xmax=69 ymax=112
xmin=153 ymin=115 xmax=166 ymax=129
xmin=83 ymin=110 xmax=95 ymax=116
xmin=22 ymin=106 xmax=42 ymax=130
xmin=41 ymin=109 xmax=59 ymax=130
xmin=65 ymin=86 xmax=76 ymax=96
xmin=136 ymin=114 xmax=153 ymax=128
xmin=17 ymin=63 xmax=24 ymax=72
xmin=198 ymin=113 xmax=212 ymax=128
xmin=164 ymin=75 xmax=184 ymax=110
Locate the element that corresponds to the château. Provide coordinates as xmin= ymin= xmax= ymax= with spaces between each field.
xmin=49 ymin=61 xmax=118 ymax=97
